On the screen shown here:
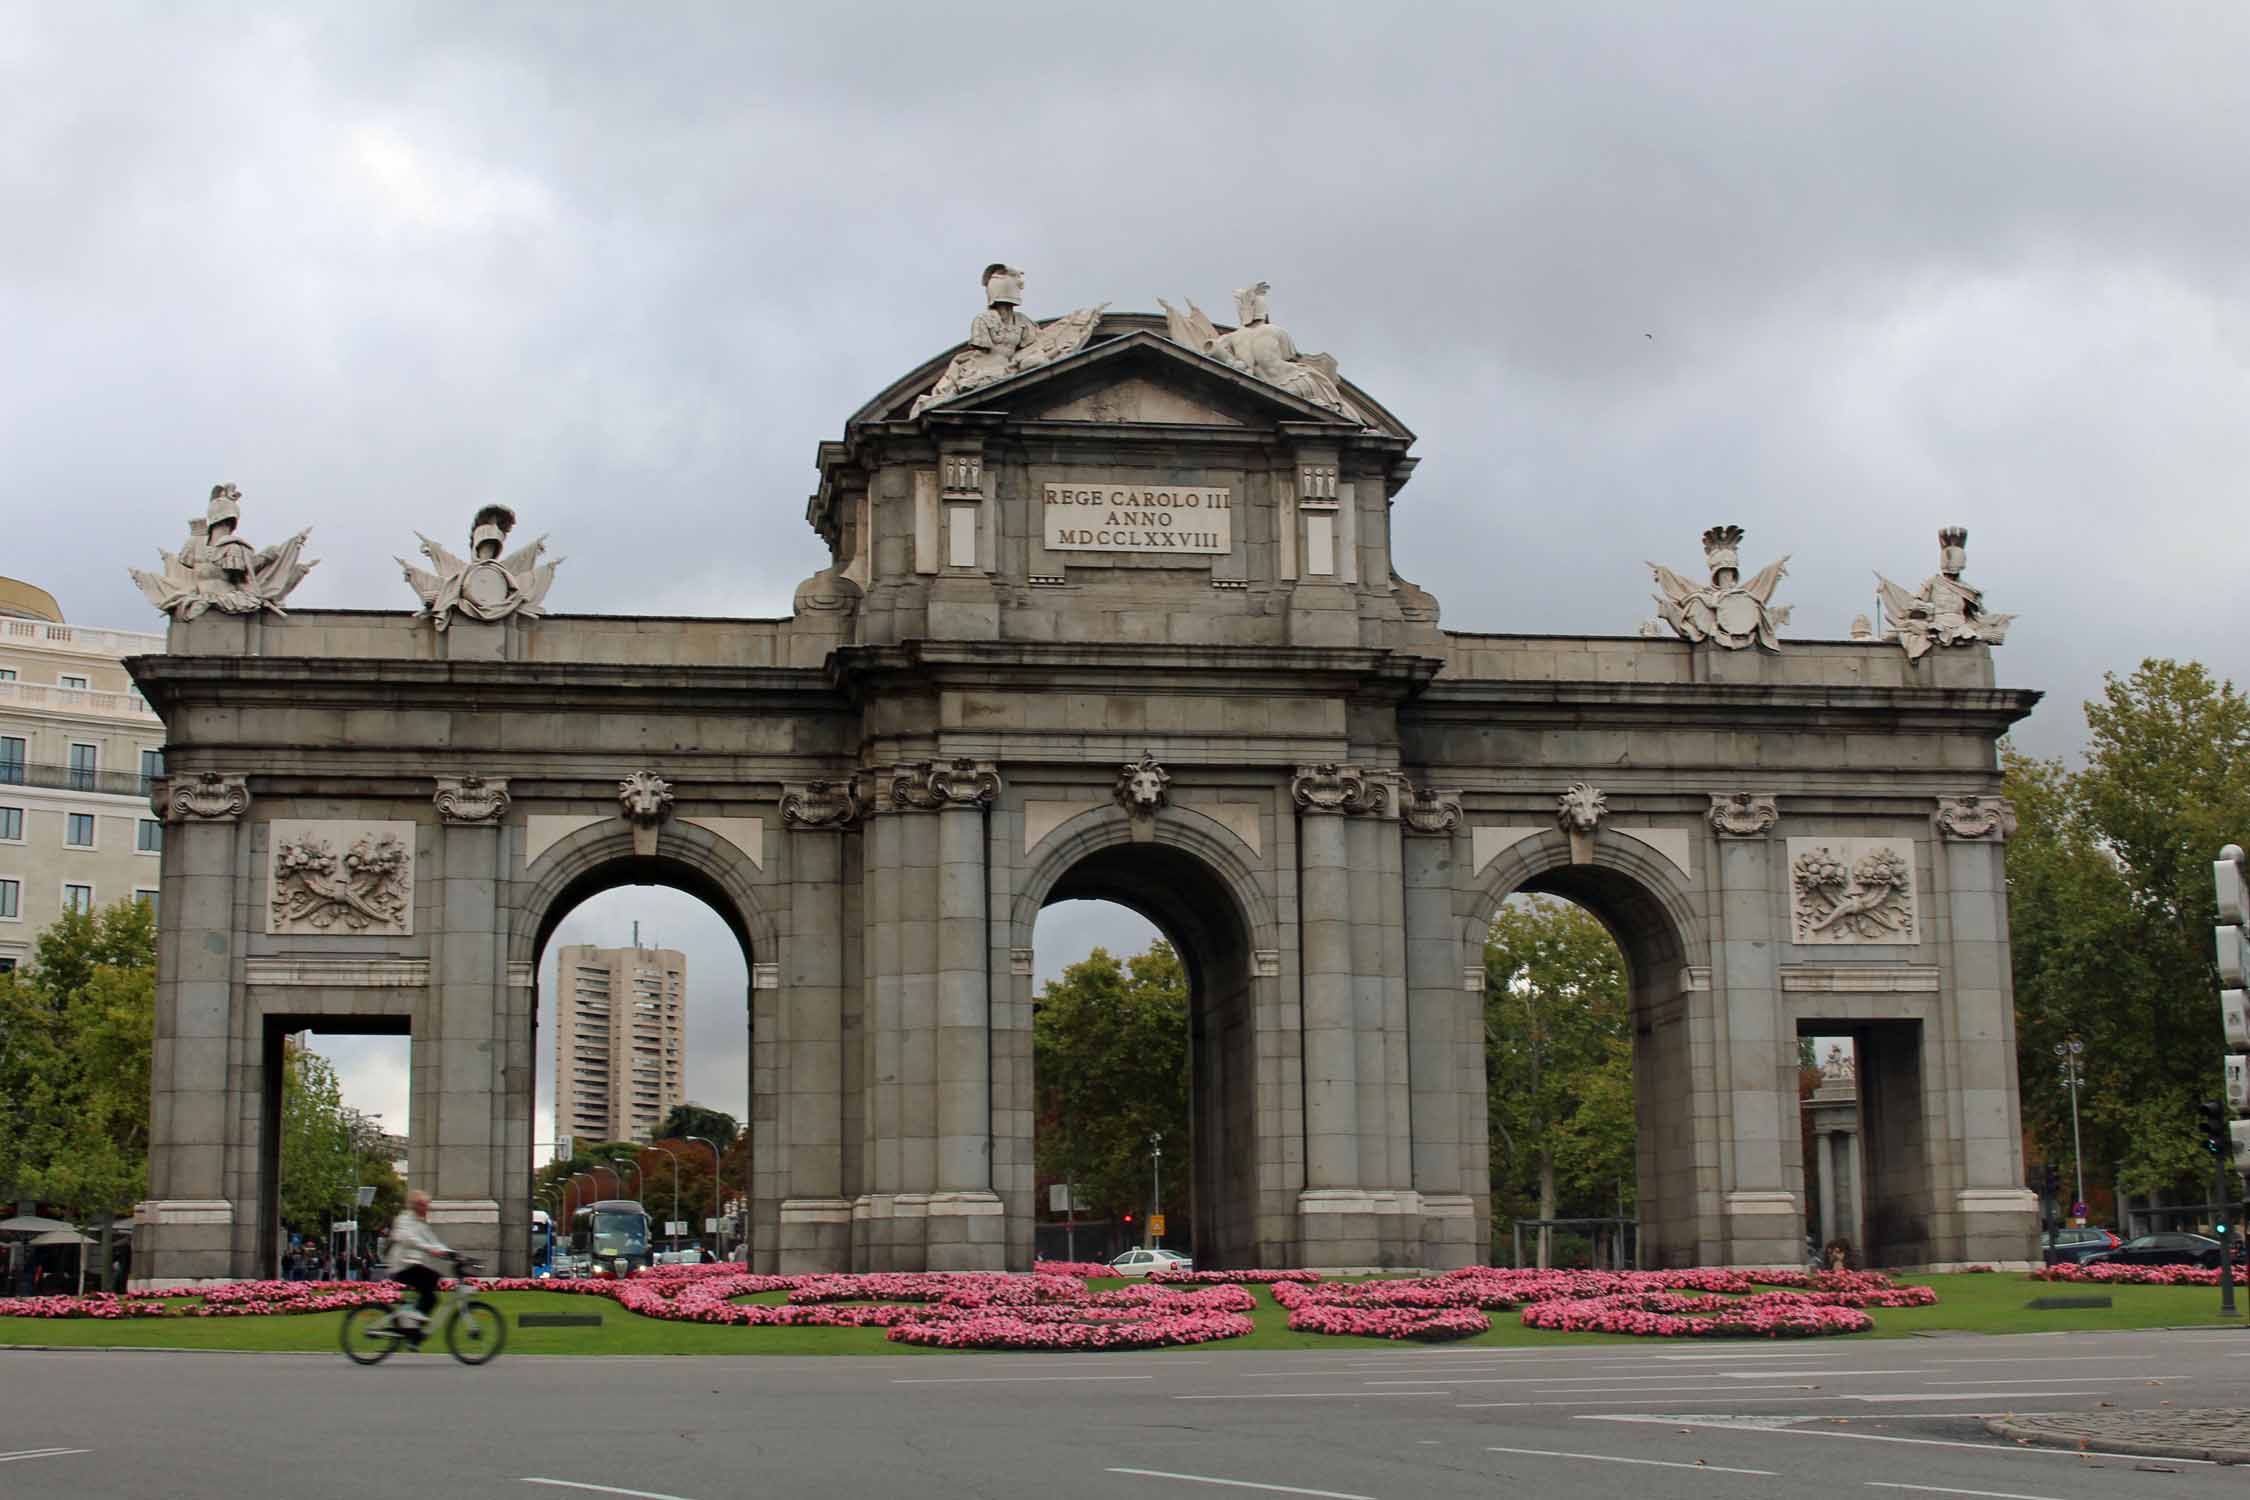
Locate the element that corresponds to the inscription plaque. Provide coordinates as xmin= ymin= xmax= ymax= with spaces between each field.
xmin=1042 ymin=483 xmax=1231 ymax=555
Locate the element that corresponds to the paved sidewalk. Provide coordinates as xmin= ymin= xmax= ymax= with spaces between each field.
xmin=1985 ymin=1410 xmax=2250 ymax=1465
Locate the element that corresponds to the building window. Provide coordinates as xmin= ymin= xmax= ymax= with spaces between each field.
xmin=66 ymin=813 xmax=96 ymax=848
xmin=0 ymin=880 xmax=18 ymax=919
xmin=67 ymin=743 xmax=97 ymax=791
xmin=0 ymin=668 xmax=14 ymax=682
xmin=140 ymin=748 xmax=165 ymax=795
xmin=137 ymin=818 xmax=163 ymax=853
xmin=136 ymin=889 xmax=158 ymax=918
xmin=0 ymin=957 xmax=15 ymax=973
xmin=63 ymin=883 xmax=93 ymax=915
xmin=0 ymin=738 xmax=23 ymax=785
xmin=59 ymin=675 xmax=88 ymax=691
xmin=0 ymin=807 xmax=19 ymax=842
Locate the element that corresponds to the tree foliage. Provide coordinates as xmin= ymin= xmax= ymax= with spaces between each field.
xmin=2007 ymin=660 xmax=2250 ymax=1202
xmin=278 ymin=1041 xmax=359 ymax=1239
xmin=0 ymin=901 xmax=156 ymax=1288
xmin=1484 ymin=897 xmax=1636 ymax=1246
xmin=655 ymin=1103 xmax=740 ymax=1151
xmin=1033 ymin=942 xmax=1190 ymax=1224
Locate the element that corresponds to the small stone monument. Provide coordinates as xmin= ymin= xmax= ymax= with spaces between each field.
xmin=1875 ymin=527 xmax=2014 ymax=661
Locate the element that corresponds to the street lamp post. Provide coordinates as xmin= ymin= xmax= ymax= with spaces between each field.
xmin=686 ymin=1136 xmax=724 ymax=1261
xmin=647 ymin=1144 xmax=682 ymax=1252
xmin=1150 ymin=1132 xmax=1163 ymax=1251
xmin=618 ymin=1156 xmax=643 ymax=1204
xmin=2055 ymin=1038 xmax=2087 ymax=1220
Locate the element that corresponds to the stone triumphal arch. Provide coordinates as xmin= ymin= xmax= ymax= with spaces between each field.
xmin=126 ymin=273 xmax=2040 ymax=1283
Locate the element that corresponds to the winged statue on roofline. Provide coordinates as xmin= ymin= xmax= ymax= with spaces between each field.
xmin=130 ymin=483 xmax=317 ymax=619
xmin=399 ymin=505 xmax=561 ymax=631
xmin=1158 ymin=282 xmax=1360 ymax=421
xmin=1874 ymin=527 xmax=2013 ymax=662
xmin=1647 ymin=525 xmax=1791 ymax=651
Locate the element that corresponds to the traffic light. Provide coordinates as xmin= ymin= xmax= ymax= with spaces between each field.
xmin=1122 ymin=1213 xmax=1134 ymax=1226
xmin=2201 ymin=1099 xmax=2230 ymax=1156
xmin=2042 ymin=1163 xmax=2060 ymax=1197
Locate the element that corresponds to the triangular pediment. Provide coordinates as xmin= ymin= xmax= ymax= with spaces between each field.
xmin=1034 ymin=374 xmax=1248 ymax=426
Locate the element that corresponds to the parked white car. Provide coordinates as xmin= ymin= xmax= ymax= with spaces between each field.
xmin=1107 ymin=1247 xmax=1193 ymax=1277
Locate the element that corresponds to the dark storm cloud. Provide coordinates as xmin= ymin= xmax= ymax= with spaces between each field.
xmin=10 ymin=7 xmax=2247 ymax=1121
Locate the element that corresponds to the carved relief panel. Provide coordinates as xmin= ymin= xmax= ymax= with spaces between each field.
xmin=1786 ymin=836 xmax=1918 ymax=946
xmin=266 ymin=820 xmax=416 ymax=936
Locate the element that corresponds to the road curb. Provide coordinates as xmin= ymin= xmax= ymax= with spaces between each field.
xmin=1982 ymin=1416 xmax=2250 ymax=1465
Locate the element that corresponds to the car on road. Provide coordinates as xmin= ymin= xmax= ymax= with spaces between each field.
xmin=1108 ymin=1247 xmax=1193 ymax=1277
xmin=2041 ymin=1226 xmax=2121 ymax=1265
xmin=2084 ymin=1231 xmax=2226 ymax=1269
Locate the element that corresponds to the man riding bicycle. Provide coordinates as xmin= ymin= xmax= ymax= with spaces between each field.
xmin=383 ymin=1190 xmax=452 ymax=1341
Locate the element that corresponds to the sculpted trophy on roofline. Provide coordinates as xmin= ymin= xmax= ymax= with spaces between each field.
xmin=1159 ymin=281 xmax=1360 ymax=420
xmin=130 ymin=483 xmax=317 ymax=619
xmin=910 ymin=264 xmax=1107 ymax=416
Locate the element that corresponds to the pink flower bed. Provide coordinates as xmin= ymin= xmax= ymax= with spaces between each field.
xmin=1149 ymin=1268 xmax=1322 ymax=1285
xmin=0 ymin=1292 xmax=174 ymax=1320
xmin=1034 ymin=1260 xmax=1116 ymax=1280
xmin=2031 ymin=1262 xmax=2222 ymax=1286
xmin=1520 ymin=1290 xmax=1875 ymax=1337
xmin=1283 ymin=1303 xmax=1491 ymax=1341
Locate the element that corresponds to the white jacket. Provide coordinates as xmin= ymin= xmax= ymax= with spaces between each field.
xmin=383 ymin=1210 xmax=450 ymax=1275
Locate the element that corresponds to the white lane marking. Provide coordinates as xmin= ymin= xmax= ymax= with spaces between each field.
xmin=1936 ymin=1355 xmax=2151 ymax=1365
xmin=1105 ymin=1467 xmax=1376 ymax=1499
xmin=1867 ymin=1486 xmax=2069 ymax=1500
xmin=892 ymin=1374 xmax=1153 ymax=1384
xmin=1174 ymin=1391 xmax=1451 ymax=1400
xmin=1457 ymin=1391 xmax=2103 ymax=1408
xmin=521 ymin=1480 xmax=702 ymax=1500
xmin=0 ymin=1449 xmax=91 ymax=1464
xmin=1579 ymin=1416 xmax=2216 ymax=1465
xmin=1844 ymin=1392 xmax=2104 ymax=1404
xmin=1485 ymin=1446 xmax=1776 ymax=1476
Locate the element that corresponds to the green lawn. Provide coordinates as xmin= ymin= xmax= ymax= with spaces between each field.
xmin=2 ymin=1274 xmax=2241 ymax=1356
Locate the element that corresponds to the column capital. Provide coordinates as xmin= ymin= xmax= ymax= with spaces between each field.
xmin=434 ymin=774 xmax=510 ymax=825
xmin=1291 ymin=762 xmax=1390 ymax=816
xmin=1397 ymin=780 xmax=1463 ymax=836
xmin=154 ymin=772 xmax=250 ymax=823
xmin=886 ymin=758 xmax=1000 ymax=813
xmin=781 ymin=777 xmax=864 ymax=831
xmin=1935 ymin=794 xmax=2015 ymax=842
xmin=1707 ymin=791 xmax=1779 ymax=838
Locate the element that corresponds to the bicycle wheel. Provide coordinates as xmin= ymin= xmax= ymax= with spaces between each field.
xmin=445 ymin=1299 xmax=507 ymax=1365
xmin=340 ymin=1304 xmax=401 ymax=1365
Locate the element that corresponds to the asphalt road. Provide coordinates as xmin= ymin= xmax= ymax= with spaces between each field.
xmin=4 ymin=1326 xmax=2247 ymax=1499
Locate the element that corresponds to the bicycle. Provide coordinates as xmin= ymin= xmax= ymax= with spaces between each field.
xmin=339 ymin=1254 xmax=507 ymax=1366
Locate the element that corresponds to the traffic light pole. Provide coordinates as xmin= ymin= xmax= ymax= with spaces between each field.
xmin=2217 ymin=1151 xmax=2238 ymax=1318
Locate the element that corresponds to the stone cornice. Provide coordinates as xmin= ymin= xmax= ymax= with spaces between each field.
xmin=830 ymin=641 xmax=1442 ymax=702
xmin=126 ymin=655 xmax=841 ymax=719
xmin=1410 ymin=679 xmax=2040 ymax=737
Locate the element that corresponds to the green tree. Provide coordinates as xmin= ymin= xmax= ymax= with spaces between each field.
xmin=0 ymin=900 xmax=156 ymax=1289
xmin=1484 ymin=896 xmax=1634 ymax=1265
xmin=2007 ymin=659 xmax=2250 ymax=1205
xmin=1033 ymin=942 xmax=1190 ymax=1228
xmin=277 ymin=1041 xmax=358 ymax=1245
xmin=655 ymin=1104 xmax=739 ymax=1150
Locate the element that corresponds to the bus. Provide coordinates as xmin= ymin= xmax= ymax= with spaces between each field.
xmin=569 ymin=1199 xmax=652 ymax=1278
xmin=530 ymin=1208 xmax=554 ymax=1277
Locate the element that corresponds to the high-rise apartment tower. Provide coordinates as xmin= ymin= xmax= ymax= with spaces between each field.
xmin=554 ymin=943 xmax=686 ymax=1144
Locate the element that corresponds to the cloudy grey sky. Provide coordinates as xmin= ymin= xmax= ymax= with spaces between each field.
xmin=20 ymin=5 xmax=2242 ymax=1128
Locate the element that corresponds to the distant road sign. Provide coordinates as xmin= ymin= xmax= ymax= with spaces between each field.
xmin=1150 ymin=1214 xmax=1166 ymax=1236
xmin=2072 ymin=1201 xmax=2088 ymax=1219
xmin=704 ymin=1217 xmax=722 ymax=1233
xmin=665 ymin=1221 xmax=688 ymax=1236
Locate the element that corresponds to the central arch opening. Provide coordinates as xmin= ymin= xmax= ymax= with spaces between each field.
xmin=1031 ymin=841 xmax=1261 ymax=1269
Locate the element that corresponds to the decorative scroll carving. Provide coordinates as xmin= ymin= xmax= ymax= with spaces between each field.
xmin=1291 ymin=763 xmax=1389 ymax=816
xmin=910 ymin=265 xmax=1106 ymax=417
xmin=1556 ymin=783 xmax=1608 ymax=833
xmin=156 ymin=772 xmax=250 ymax=823
xmin=892 ymin=759 xmax=1000 ymax=811
xmin=1115 ymin=751 xmax=1172 ymax=818
xmin=1160 ymin=283 xmax=1359 ymax=420
xmin=1398 ymin=782 xmax=1464 ymax=836
xmin=1934 ymin=795 xmax=2015 ymax=841
xmin=433 ymin=775 xmax=510 ymax=825
xmin=399 ymin=505 xmax=561 ymax=631
xmin=1707 ymin=792 xmax=1779 ymax=838
xmin=618 ymin=771 xmax=675 ymax=855
xmin=1789 ymin=838 xmax=1917 ymax=945
xmin=1647 ymin=525 xmax=1791 ymax=651
xmin=130 ymin=483 xmax=317 ymax=619
xmin=782 ymin=778 xmax=864 ymax=831
xmin=1876 ymin=527 xmax=2015 ymax=661
xmin=269 ymin=825 xmax=413 ymax=935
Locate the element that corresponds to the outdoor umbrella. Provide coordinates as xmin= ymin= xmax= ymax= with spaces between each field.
xmin=0 ymin=1215 xmax=75 ymax=1236
xmin=29 ymin=1229 xmax=95 ymax=1247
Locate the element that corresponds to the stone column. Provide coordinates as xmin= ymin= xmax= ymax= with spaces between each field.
xmin=135 ymin=772 xmax=251 ymax=1288
xmin=1935 ymin=795 xmax=2039 ymax=1263
xmin=1400 ymin=785 xmax=1477 ymax=1267
xmin=1292 ymin=764 xmax=1375 ymax=1265
xmin=928 ymin=762 xmax=1004 ymax=1269
xmin=1707 ymin=791 xmax=1799 ymax=1265
xmin=777 ymin=781 xmax=857 ymax=1272
xmin=853 ymin=776 xmax=909 ymax=1268
xmin=430 ymin=776 xmax=511 ymax=1268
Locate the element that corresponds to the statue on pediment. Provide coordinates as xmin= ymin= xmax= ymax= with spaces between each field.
xmin=130 ymin=483 xmax=317 ymax=619
xmin=1159 ymin=282 xmax=1360 ymax=421
xmin=910 ymin=264 xmax=1107 ymax=416
xmin=1876 ymin=527 xmax=2014 ymax=661
xmin=1648 ymin=525 xmax=1791 ymax=651
xmin=399 ymin=505 xmax=560 ymax=631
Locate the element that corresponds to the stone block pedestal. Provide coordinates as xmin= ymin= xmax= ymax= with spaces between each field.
xmin=778 ymin=1197 xmax=854 ymax=1273
xmin=130 ymin=1199 xmax=235 ymax=1290
xmin=1297 ymin=1187 xmax=1425 ymax=1269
